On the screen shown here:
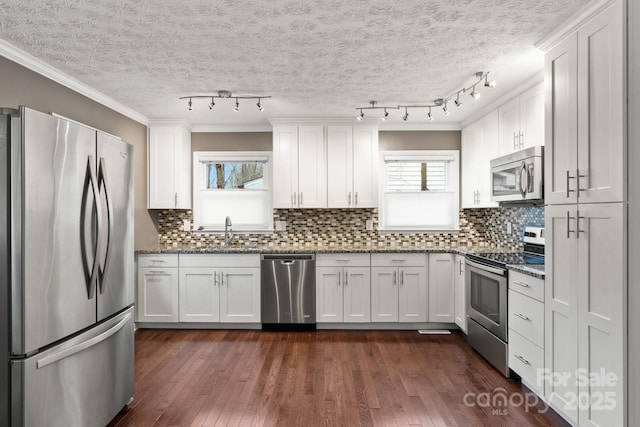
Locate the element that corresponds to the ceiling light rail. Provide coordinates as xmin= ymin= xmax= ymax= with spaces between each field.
xmin=179 ymin=90 xmax=271 ymax=112
xmin=355 ymin=71 xmax=495 ymax=121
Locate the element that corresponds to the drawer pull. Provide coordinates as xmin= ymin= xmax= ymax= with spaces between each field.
xmin=514 ymin=313 xmax=530 ymax=321
xmin=149 ymin=270 xmax=167 ymax=274
xmin=149 ymin=259 xmax=166 ymax=263
xmin=391 ymin=259 xmax=406 ymax=263
xmin=513 ymin=281 xmax=530 ymax=288
xmin=515 ymin=354 xmax=531 ymax=365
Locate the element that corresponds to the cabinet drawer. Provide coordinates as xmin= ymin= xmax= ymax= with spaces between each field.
xmin=137 ymin=254 xmax=178 ymax=268
xmin=509 ymin=330 xmax=544 ymax=396
xmin=509 ymin=270 xmax=544 ymax=302
xmin=371 ymin=253 xmax=426 ymax=267
xmin=508 ymin=290 xmax=544 ymax=347
xmin=179 ymin=254 xmax=260 ymax=268
xmin=316 ymin=253 xmax=370 ymax=267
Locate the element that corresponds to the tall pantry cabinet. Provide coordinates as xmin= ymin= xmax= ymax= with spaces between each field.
xmin=543 ymin=1 xmax=626 ymax=426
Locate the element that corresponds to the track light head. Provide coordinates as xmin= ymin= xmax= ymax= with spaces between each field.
xmin=357 ymin=109 xmax=364 ymax=121
xmin=382 ymin=109 xmax=389 ymax=121
xmin=208 ymin=97 xmax=215 ymax=110
xmin=234 ymin=98 xmax=240 ymax=112
xmin=257 ymin=99 xmax=264 ymax=111
xmin=470 ymin=85 xmax=480 ymax=100
xmin=443 ymin=102 xmax=450 ymax=116
xmin=187 ymin=98 xmax=193 ymax=111
xmin=427 ymin=107 xmax=433 ymax=121
xmin=454 ymin=92 xmax=462 ymax=107
xmin=484 ymin=74 xmax=496 ymax=88
xmin=402 ymin=107 xmax=409 ymax=121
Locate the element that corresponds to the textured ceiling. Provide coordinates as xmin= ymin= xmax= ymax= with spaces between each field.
xmin=0 ymin=0 xmax=589 ymax=126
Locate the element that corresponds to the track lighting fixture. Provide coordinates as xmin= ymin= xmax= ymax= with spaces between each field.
xmin=484 ymin=73 xmax=496 ymax=88
xmin=454 ymin=92 xmax=462 ymax=107
xmin=470 ymin=85 xmax=480 ymax=100
xmin=354 ymin=71 xmax=493 ymax=121
xmin=357 ymin=109 xmax=364 ymax=121
xmin=180 ymin=91 xmax=271 ymax=112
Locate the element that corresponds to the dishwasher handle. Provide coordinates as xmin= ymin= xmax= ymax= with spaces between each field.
xmin=261 ymin=254 xmax=315 ymax=261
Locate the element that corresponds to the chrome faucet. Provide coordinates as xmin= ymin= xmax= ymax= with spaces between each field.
xmin=224 ymin=216 xmax=233 ymax=246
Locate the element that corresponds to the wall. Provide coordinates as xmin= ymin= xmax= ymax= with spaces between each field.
xmin=0 ymin=56 xmax=155 ymax=249
xmin=192 ymin=132 xmax=272 ymax=151
xmin=379 ymin=130 xmax=461 ymax=151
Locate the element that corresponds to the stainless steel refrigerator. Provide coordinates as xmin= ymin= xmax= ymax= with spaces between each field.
xmin=0 ymin=106 xmax=135 ymax=426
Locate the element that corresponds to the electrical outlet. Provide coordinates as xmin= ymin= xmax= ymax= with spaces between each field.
xmin=366 ymin=220 xmax=373 ymax=231
xmin=275 ymin=221 xmax=287 ymax=231
xmin=182 ymin=219 xmax=191 ymax=231
xmin=506 ymin=222 xmax=512 ymax=234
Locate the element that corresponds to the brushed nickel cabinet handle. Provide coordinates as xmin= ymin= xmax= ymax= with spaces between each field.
xmin=515 ymin=354 xmax=531 ymax=365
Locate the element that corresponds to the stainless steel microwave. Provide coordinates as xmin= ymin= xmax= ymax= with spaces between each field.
xmin=490 ymin=146 xmax=543 ymax=203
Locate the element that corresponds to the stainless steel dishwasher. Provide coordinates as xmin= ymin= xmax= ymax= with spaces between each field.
xmin=261 ymin=254 xmax=315 ymax=327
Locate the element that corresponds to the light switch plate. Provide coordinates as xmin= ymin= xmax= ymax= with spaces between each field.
xmin=183 ymin=219 xmax=191 ymax=231
xmin=366 ymin=220 xmax=373 ymax=231
xmin=506 ymin=222 xmax=512 ymax=234
xmin=275 ymin=221 xmax=287 ymax=231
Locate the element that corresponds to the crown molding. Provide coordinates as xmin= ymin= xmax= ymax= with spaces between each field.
xmin=378 ymin=122 xmax=462 ymax=131
xmin=0 ymin=38 xmax=149 ymax=126
xmin=191 ymin=123 xmax=272 ymax=133
xmin=148 ymin=119 xmax=192 ymax=131
xmin=459 ymin=70 xmax=544 ymax=129
xmin=535 ymin=0 xmax=618 ymax=52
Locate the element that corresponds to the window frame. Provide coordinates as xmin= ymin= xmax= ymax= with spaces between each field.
xmin=378 ymin=150 xmax=460 ymax=232
xmin=192 ymin=151 xmax=273 ymax=232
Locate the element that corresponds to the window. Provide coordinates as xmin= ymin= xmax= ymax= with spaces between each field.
xmin=193 ymin=152 xmax=272 ymax=231
xmin=379 ymin=150 xmax=459 ymax=231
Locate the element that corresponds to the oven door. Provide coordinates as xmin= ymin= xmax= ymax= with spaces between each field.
xmin=466 ymin=259 xmax=508 ymax=342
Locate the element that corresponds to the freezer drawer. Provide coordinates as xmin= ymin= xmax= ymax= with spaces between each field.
xmin=11 ymin=308 xmax=134 ymax=427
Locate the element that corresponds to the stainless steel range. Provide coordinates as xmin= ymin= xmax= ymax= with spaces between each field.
xmin=465 ymin=226 xmax=544 ymax=377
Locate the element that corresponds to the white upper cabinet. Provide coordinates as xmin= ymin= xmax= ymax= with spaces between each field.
xmin=326 ymin=125 xmax=379 ymax=208
xmin=545 ymin=0 xmax=625 ymax=205
xmin=461 ymin=110 xmax=500 ymax=208
xmin=148 ymin=123 xmax=192 ymax=209
xmin=273 ymin=125 xmax=327 ymax=208
xmin=498 ymin=82 xmax=545 ymax=155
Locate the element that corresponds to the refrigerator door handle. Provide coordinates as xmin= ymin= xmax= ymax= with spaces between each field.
xmin=80 ymin=156 xmax=102 ymax=299
xmin=36 ymin=312 xmax=131 ymax=369
xmin=97 ymin=157 xmax=114 ymax=294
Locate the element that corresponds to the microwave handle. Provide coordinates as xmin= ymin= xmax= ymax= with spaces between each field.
xmin=518 ymin=162 xmax=528 ymax=197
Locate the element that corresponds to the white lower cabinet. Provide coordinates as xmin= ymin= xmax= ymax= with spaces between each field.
xmin=316 ymin=254 xmax=371 ymax=323
xmin=428 ymin=253 xmax=455 ymax=323
xmin=136 ymin=254 xmax=179 ymax=323
xmin=453 ymin=255 xmax=467 ymax=333
xmin=219 ymin=267 xmax=261 ymax=323
xmin=371 ymin=254 xmax=427 ymax=323
xmin=179 ymin=268 xmax=219 ymax=322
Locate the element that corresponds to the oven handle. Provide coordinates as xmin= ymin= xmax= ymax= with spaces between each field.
xmin=465 ymin=259 xmax=507 ymax=276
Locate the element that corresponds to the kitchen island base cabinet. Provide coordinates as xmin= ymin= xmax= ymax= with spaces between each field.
xmin=371 ymin=254 xmax=427 ymax=323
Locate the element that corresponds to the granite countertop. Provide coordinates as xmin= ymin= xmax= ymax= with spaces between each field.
xmin=506 ymin=264 xmax=545 ymax=279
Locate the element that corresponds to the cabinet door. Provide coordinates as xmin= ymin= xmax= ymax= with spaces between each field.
xmin=545 ymin=33 xmax=579 ymax=205
xmin=498 ymin=97 xmax=521 ymax=155
xmin=297 ymin=125 xmax=327 ymax=208
xmin=428 ymin=254 xmax=455 ymax=323
xmin=371 ymin=267 xmax=399 ymax=322
xmin=316 ymin=267 xmax=343 ymax=323
xmin=545 ymin=205 xmax=579 ymax=423
xmin=399 ymin=267 xmax=427 ymax=323
xmin=343 ymin=267 xmax=371 ymax=323
xmin=272 ymin=126 xmax=299 ymax=208
xmin=461 ymin=122 xmax=481 ymax=208
xmin=326 ymin=126 xmax=353 ymax=208
xmin=352 ymin=126 xmax=378 ymax=208
xmin=219 ymin=268 xmax=260 ymax=323
xmin=519 ymin=83 xmax=545 ymax=149
xmin=454 ymin=255 xmax=467 ymax=333
xmin=178 ymin=268 xmax=219 ymax=322
xmin=577 ymin=1 xmax=625 ymax=204
xmin=577 ymin=203 xmax=625 ymax=427
xmin=148 ymin=127 xmax=176 ymax=209
xmin=478 ymin=110 xmax=500 ymax=207
xmin=136 ymin=268 xmax=179 ymax=322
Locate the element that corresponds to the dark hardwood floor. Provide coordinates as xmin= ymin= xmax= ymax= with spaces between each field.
xmin=108 ymin=329 xmax=569 ymax=427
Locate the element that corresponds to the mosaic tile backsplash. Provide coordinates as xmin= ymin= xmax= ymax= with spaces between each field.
xmin=157 ymin=207 xmax=544 ymax=251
